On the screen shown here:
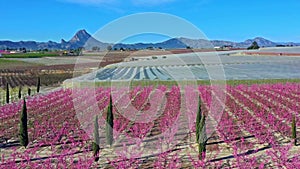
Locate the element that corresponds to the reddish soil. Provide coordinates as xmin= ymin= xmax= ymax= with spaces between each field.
xmin=243 ymin=52 xmax=300 ymax=56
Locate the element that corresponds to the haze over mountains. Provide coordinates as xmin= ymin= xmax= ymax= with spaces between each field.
xmin=0 ymin=29 xmax=299 ymax=51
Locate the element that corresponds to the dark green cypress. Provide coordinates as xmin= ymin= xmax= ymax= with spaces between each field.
xmin=18 ymin=86 xmax=22 ymax=99
xmin=28 ymin=88 xmax=31 ymax=96
xmin=19 ymin=98 xmax=29 ymax=148
xmin=92 ymin=115 xmax=100 ymax=161
xmin=106 ymin=94 xmax=114 ymax=146
xmin=292 ymin=115 xmax=297 ymax=146
xmin=198 ymin=114 xmax=207 ymax=160
xmin=196 ymin=96 xmax=207 ymax=160
xmin=196 ymin=96 xmax=201 ymax=143
xmin=37 ymin=77 xmax=41 ymax=93
xmin=6 ymin=83 xmax=9 ymax=104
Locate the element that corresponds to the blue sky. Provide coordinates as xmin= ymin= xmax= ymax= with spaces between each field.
xmin=0 ymin=0 xmax=299 ymax=43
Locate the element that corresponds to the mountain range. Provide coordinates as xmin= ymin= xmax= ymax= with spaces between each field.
xmin=0 ymin=29 xmax=299 ymax=51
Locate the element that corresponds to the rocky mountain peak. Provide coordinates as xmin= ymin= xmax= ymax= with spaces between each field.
xmin=69 ymin=29 xmax=91 ymax=43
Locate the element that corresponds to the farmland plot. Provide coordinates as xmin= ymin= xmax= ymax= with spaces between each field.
xmin=1 ymin=83 xmax=300 ymax=168
xmin=74 ymin=53 xmax=300 ymax=82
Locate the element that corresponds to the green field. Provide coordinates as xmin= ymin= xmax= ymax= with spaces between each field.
xmin=63 ymin=78 xmax=300 ymax=88
xmin=0 ymin=58 xmax=43 ymax=68
xmin=2 ymin=52 xmax=59 ymax=58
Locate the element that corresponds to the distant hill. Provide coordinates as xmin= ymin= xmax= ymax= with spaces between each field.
xmin=0 ymin=29 xmax=299 ymax=50
xmin=114 ymin=37 xmax=300 ymax=49
xmin=63 ymin=30 xmax=110 ymax=50
xmin=180 ymin=37 xmax=293 ymax=48
xmin=0 ymin=30 xmax=110 ymax=51
xmin=238 ymin=37 xmax=278 ymax=48
xmin=113 ymin=38 xmax=188 ymax=49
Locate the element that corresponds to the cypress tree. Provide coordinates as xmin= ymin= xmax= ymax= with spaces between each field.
xmin=198 ymin=114 xmax=207 ymax=160
xmin=6 ymin=83 xmax=9 ymax=104
xmin=19 ymin=98 xmax=29 ymax=148
xmin=196 ymin=96 xmax=207 ymax=160
xmin=18 ymin=86 xmax=22 ymax=99
xmin=37 ymin=77 xmax=41 ymax=93
xmin=292 ymin=115 xmax=297 ymax=146
xmin=106 ymin=94 xmax=114 ymax=146
xmin=196 ymin=96 xmax=202 ymax=143
xmin=247 ymin=41 xmax=260 ymax=50
xmin=28 ymin=88 xmax=31 ymax=96
xmin=92 ymin=115 xmax=100 ymax=161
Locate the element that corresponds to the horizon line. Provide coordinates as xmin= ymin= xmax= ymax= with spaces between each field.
xmin=0 ymin=36 xmax=300 ymax=45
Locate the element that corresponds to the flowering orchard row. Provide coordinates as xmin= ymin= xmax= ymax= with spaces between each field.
xmin=0 ymin=83 xmax=300 ymax=168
